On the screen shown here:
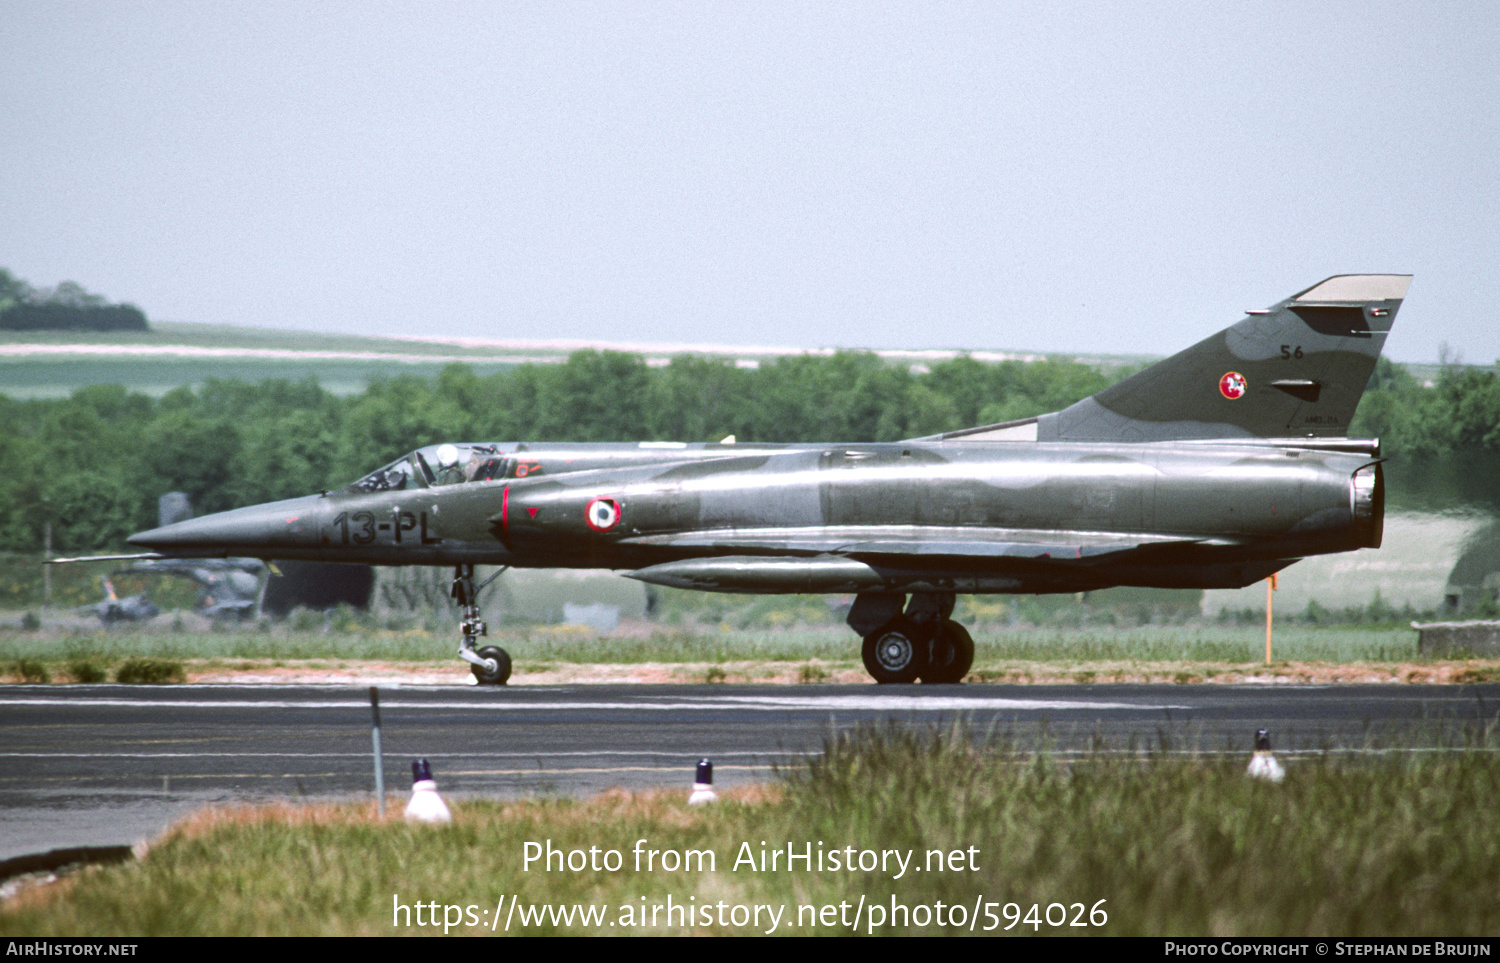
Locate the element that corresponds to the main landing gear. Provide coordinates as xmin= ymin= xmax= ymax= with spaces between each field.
xmin=453 ymin=564 xmax=511 ymax=685
xmin=849 ymin=591 xmax=974 ymax=685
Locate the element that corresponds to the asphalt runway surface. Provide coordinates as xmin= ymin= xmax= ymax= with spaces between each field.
xmin=3 ymin=682 xmax=1498 ymax=861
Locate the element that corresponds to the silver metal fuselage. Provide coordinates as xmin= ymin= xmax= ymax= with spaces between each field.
xmin=128 ymin=438 xmax=1381 ymax=596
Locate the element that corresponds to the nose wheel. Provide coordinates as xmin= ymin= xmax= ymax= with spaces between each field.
xmin=452 ymin=564 xmax=511 ymax=685
xmin=470 ymin=645 xmax=512 ymax=685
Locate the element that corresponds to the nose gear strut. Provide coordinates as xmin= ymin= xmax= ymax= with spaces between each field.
xmin=452 ymin=563 xmax=511 ymax=684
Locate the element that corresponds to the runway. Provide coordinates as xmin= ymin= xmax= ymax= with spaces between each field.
xmin=3 ymin=682 xmax=1497 ymax=860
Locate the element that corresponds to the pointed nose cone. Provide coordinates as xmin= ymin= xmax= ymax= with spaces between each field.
xmin=128 ymin=495 xmax=325 ymax=560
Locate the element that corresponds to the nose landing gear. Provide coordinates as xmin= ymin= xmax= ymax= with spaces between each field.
xmin=470 ymin=645 xmax=511 ymax=685
xmin=452 ymin=564 xmax=511 ymax=685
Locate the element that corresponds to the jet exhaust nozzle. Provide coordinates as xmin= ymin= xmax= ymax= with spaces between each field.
xmin=1350 ymin=463 xmax=1384 ymax=549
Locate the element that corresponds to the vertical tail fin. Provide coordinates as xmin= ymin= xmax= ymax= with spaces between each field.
xmin=1026 ymin=274 xmax=1412 ymax=442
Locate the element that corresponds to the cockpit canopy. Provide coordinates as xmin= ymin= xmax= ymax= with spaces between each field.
xmin=346 ymin=443 xmax=509 ymax=493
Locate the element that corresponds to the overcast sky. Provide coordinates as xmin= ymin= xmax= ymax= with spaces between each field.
xmin=3 ymin=2 xmax=1496 ymax=363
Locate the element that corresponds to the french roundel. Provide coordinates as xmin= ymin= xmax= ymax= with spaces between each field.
xmin=585 ymin=497 xmax=621 ymax=532
xmin=1219 ymin=371 xmax=1247 ymax=400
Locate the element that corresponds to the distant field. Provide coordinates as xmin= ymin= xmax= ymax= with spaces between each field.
xmin=0 ymin=321 xmax=1153 ymax=398
xmin=0 ymin=321 xmax=530 ymax=355
xmin=0 ymin=323 xmax=536 ymax=398
xmin=1 ymin=320 xmax=1489 ymax=401
xmin=0 ymin=353 xmax=522 ymax=398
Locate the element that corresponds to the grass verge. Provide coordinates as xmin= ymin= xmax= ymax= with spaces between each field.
xmin=4 ymin=727 xmax=1498 ymax=936
xmin=3 ymin=623 xmax=1489 ymax=685
xmin=0 ymin=623 xmax=1423 ymax=667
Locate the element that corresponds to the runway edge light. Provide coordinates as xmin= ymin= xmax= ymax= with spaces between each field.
xmin=688 ymin=758 xmax=717 ymax=806
xmin=1247 ymin=728 xmax=1286 ymax=783
xmin=404 ymin=758 xmax=453 ymax=823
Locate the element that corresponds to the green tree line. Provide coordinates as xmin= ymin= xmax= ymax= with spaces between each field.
xmin=1348 ymin=357 xmax=1500 ymax=458
xmin=0 ymin=351 xmax=1495 ymax=554
xmin=0 ymin=268 xmax=149 ymax=332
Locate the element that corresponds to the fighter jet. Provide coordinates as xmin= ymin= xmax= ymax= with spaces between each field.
xmin=125 ymin=274 xmax=1410 ymax=685
xmin=115 ymin=558 xmax=266 ymax=621
xmin=83 ymin=577 xmax=159 ymax=624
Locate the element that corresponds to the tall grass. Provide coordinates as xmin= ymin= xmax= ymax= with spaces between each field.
xmin=4 ymin=726 xmax=1496 ymax=935
xmin=771 ymin=726 xmax=1500 ymax=935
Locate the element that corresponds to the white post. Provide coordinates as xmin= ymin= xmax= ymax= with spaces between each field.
xmin=370 ymin=686 xmax=385 ymax=817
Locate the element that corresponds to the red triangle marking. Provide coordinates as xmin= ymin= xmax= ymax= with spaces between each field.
xmin=527 ymin=507 xmax=539 ymax=518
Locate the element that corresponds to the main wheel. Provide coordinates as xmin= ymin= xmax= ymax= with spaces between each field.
xmin=471 ymin=645 xmax=512 ymax=685
xmin=921 ymin=620 xmax=975 ymax=684
xmin=862 ymin=617 xmax=928 ymax=684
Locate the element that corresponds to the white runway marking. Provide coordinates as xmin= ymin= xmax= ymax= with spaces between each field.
xmin=0 ymin=694 xmax=1186 ymax=712
xmin=0 ymin=750 xmax=787 ymax=759
xmin=713 ymin=694 xmax=1188 ymax=711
